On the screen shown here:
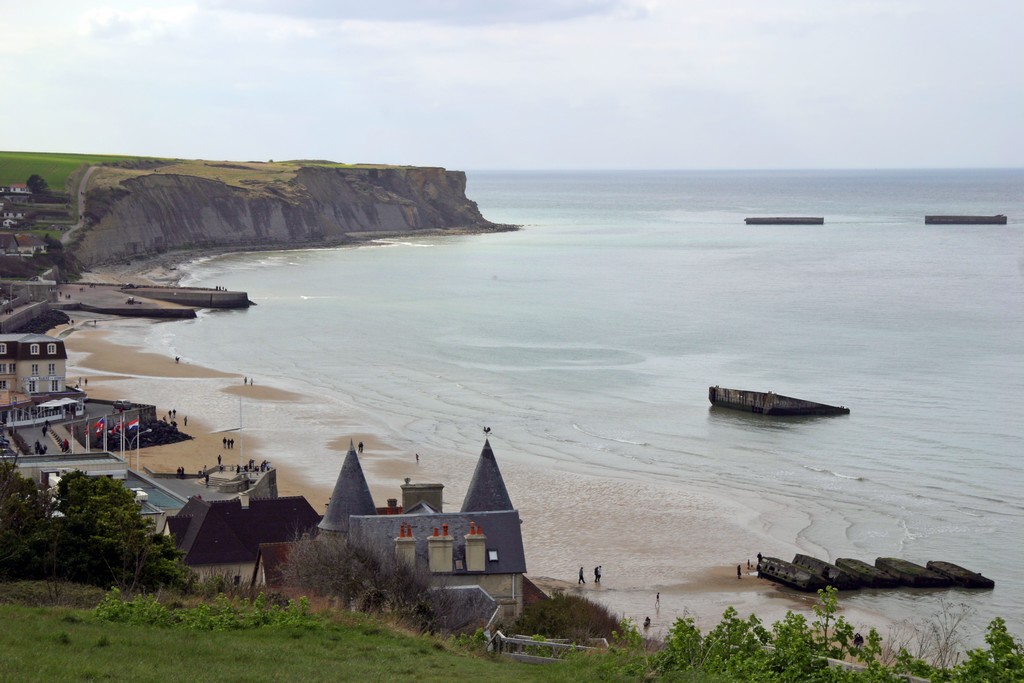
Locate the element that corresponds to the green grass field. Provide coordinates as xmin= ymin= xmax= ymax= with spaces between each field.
xmin=0 ymin=151 xmax=150 ymax=191
xmin=0 ymin=604 xmax=640 ymax=683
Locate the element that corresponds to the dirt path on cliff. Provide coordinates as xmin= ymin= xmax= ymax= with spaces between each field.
xmin=62 ymin=165 xmax=97 ymax=245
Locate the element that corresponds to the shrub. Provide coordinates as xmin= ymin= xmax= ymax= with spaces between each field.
xmin=510 ymin=592 xmax=620 ymax=643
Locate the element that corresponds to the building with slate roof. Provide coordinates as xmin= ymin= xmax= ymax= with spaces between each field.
xmin=321 ymin=439 xmax=529 ymax=618
xmin=168 ymin=496 xmax=321 ymax=584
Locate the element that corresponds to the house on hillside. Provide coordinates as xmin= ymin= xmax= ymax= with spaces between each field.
xmin=316 ymin=439 xmax=530 ymax=619
xmin=167 ymin=496 xmax=321 ymax=585
xmin=0 ymin=184 xmax=30 ymax=196
xmin=14 ymin=234 xmax=45 ymax=255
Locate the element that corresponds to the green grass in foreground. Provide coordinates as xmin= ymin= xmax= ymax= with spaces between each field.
xmin=0 ymin=151 xmax=149 ymax=189
xmin=0 ymin=604 xmax=662 ymax=683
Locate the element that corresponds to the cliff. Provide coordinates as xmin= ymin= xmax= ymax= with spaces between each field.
xmin=72 ymin=163 xmax=509 ymax=267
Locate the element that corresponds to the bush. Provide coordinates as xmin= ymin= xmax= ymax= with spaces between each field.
xmin=510 ymin=592 xmax=620 ymax=643
xmin=94 ymin=587 xmax=320 ymax=631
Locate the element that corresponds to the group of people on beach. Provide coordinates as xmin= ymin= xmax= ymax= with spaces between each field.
xmin=222 ymin=437 xmax=236 ymax=449
xmin=578 ymin=565 xmax=602 ymax=584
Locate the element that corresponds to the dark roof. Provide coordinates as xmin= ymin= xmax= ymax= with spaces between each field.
xmin=319 ymin=441 xmax=377 ymax=533
xmin=168 ymin=496 xmax=321 ymax=566
xmin=253 ymin=541 xmax=295 ymax=588
xmin=349 ymin=509 xmax=526 ymax=575
xmin=460 ymin=439 xmax=514 ymax=512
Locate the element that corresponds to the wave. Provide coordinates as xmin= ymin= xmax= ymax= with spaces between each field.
xmin=367 ymin=239 xmax=435 ymax=248
xmin=572 ymin=423 xmax=649 ymax=446
xmin=802 ymin=465 xmax=864 ymax=481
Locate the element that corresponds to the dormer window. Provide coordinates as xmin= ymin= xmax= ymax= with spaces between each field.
xmin=30 ymin=344 xmax=39 ymax=355
xmin=47 ymin=343 xmax=57 ymax=354
xmin=488 ymin=550 xmax=499 ymax=562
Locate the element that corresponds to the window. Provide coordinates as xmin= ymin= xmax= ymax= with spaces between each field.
xmin=28 ymin=380 xmax=36 ymax=392
xmin=487 ymin=550 xmax=499 ymax=562
xmin=31 ymin=364 xmax=38 ymax=375
xmin=50 ymin=380 xmax=60 ymax=392
xmin=0 ymin=343 xmax=6 ymax=354
xmin=48 ymin=363 xmax=55 ymax=375
xmin=30 ymin=344 xmax=39 ymax=355
xmin=47 ymin=343 xmax=57 ymax=354
xmin=0 ymin=381 xmax=6 ymax=390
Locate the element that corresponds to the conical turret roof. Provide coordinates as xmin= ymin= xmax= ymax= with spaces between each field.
xmin=319 ymin=440 xmax=377 ymax=533
xmin=461 ymin=439 xmax=514 ymax=512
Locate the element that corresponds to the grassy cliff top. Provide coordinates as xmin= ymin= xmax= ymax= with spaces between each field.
xmin=0 ymin=151 xmax=411 ymax=193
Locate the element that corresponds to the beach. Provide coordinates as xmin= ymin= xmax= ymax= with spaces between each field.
xmin=55 ymin=305 xmax=881 ymax=639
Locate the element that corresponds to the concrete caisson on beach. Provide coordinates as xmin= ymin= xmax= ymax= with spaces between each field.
xmin=835 ymin=558 xmax=900 ymax=588
xmin=926 ymin=561 xmax=995 ymax=589
xmin=708 ymin=386 xmax=850 ymax=416
xmin=873 ymin=558 xmax=952 ymax=588
xmin=791 ymin=554 xmax=861 ymax=590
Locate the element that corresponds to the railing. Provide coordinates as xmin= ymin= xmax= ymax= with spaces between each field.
xmin=487 ymin=631 xmax=603 ymax=664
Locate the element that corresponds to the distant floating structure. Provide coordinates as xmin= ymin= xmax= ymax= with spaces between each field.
xmin=745 ymin=217 xmax=824 ymax=225
xmin=925 ymin=214 xmax=1007 ymax=225
xmin=708 ymin=386 xmax=849 ymax=416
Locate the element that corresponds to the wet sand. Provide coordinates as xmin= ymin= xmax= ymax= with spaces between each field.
xmin=57 ymin=317 xmax=891 ymax=637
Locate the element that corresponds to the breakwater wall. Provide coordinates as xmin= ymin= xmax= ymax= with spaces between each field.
xmin=126 ymin=286 xmax=253 ymax=308
xmin=76 ymin=303 xmax=197 ymax=319
xmin=0 ymin=302 xmax=51 ymax=333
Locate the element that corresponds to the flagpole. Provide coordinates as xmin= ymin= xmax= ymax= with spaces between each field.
xmin=239 ymin=397 xmax=244 ymax=470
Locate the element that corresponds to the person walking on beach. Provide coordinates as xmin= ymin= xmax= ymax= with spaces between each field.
xmin=578 ymin=567 xmax=586 ymax=584
xmin=415 ymin=453 xmax=419 ymax=464
xmin=217 ymin=454 xmax=221 ymax=466
xmin=358 ymin=441 xmax=364 ymax=454
xmin=655 ymin=592 xmax=660 ymax=610
xmin=737 ymin=564 xmax=742 ymax=579
xmin=594 ymin=565 xmax=602 ymax=583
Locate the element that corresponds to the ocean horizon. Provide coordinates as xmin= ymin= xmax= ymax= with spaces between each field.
xmin=83 ymin=168 xmax=1024 ymax=645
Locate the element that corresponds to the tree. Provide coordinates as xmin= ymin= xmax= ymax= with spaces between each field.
xmin=25 ymin=174 xmax=48 ymax=194
xmin=54 ymin=471 xmax=186 ymax=593
xmin=0 ymin=462 xmax=50 ymax=580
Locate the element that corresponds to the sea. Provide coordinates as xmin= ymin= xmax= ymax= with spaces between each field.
xmin=88 ymin=169 xmax=1024 ymax=646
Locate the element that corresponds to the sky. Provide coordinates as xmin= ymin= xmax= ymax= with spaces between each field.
xmin=4 ymin=0 xmax=1022 ymax=169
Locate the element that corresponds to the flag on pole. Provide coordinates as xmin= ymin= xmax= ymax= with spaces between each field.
xmin=94 ymin=417 xmax=106 ymax=436
xmin=127 ymin=418 xmax=139 ymax=431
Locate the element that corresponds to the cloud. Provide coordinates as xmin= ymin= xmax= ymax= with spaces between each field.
xmin=78 ymin=5 xmax=197 ymax=42
xmin=200 ymin=0 xmax=642 ymax=25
